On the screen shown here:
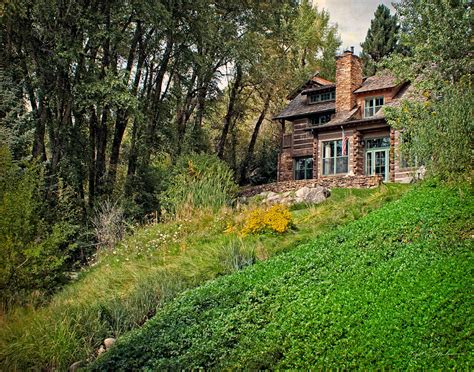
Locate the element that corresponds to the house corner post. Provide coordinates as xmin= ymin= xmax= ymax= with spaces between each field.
xmin=352 ymin=130 xmax=364 ymax=176
xmin=389 ymin=128 xmax=396 ymax=182
xmin=312 ymin=132 xmax=319 ymax=179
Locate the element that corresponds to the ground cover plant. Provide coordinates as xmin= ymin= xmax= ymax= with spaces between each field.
xmin=0 ymin=184 xmax=409 ymax=370
xmin=92 ymin=183 xmax=473 ymax=369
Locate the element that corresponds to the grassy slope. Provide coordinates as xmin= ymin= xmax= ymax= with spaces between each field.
xmin=0 ymin=185 xmax=409 ymax=370
xmin=92 ymin=184 xmax=473 ymax=370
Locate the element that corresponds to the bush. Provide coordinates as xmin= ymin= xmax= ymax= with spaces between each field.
xmin=162 ymin=153 xmax=237 ymax=216
xmin=231 ymin=204 xmax=293 ymax=236
xmin=219 ymin=239 xmax=255 ymax=273
xmin=385 ymin=82 xmax=473 ymax=181
xmin=92 ymin=200 xmax=127 ymax=250
xmin=0 ymin=147 xmax=76 ymax=309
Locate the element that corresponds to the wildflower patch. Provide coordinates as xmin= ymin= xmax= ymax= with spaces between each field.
xmin=231 ymin=204 xmax=293 ymax=236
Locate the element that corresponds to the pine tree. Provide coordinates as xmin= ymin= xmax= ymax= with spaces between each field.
xmin=360 ymin=4 xmax=399 ymax=76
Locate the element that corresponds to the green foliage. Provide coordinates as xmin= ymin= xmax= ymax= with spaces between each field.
xmin=0 ymin=184 xmax=409 ymax=370
xmin=0 ymin=68 xmax=34 ymax=159
xmin=0 ymin=147 xmax=76 ymax=309
xmin=360 ymin=4 xmax=399 ymax=76
xmin=385 ymin=82 xmax=473 ymax=180
xmin=92 ymin=184 xmax=473 ymax=370
xmin=162 ymin=154 xmax=238 ymax=216
xmin=384 ymin=0 xmax=472 ymax=91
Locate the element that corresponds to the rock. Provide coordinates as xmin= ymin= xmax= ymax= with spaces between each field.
xmin=69 ymin=361 xmax=84 ymax=371
xmin=303 ymin=187 xmax=329 ymax=204
xmin=294 ymin=197 xmax=304 ymax=204
xmin=104 ymin=337 xmax=116 ymax=349
xmin=295 ymin=186 xmax=311 ymax=199
xmin=97 ymin=345 xmax=106 ymax=356
xmin=415 ymin=165 xmax=426 ymax=180
xmin=265 ymin=191 xmax=280 ymax=203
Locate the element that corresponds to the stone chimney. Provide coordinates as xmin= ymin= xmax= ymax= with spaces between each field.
xmin=335 ymin=49 xmax=362 ymax=112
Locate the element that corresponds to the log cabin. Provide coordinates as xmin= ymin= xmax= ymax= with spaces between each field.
xmin=274 ymin=48 xmax=416 ymax=187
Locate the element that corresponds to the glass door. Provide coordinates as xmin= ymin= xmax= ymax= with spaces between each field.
xmin=366 ymin=149 xmax=389 ymax=181
xmin=365 ymin=136 xmax=390 ymax=182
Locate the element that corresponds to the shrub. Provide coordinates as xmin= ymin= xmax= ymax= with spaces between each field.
xmin=162 ymin=153 xmax=237 ymax=216
xmin=92 ymin=200 xmax=127 ymax=250
xmin=0 ymin=147 xmax=76 ymax=309
xmin=385 ymin=82 xmax=473 ymax=181
xmin=219 ymin=239 xmax=256 ymax=273
xmin=238 ymin=204 xmax=293 ymax=236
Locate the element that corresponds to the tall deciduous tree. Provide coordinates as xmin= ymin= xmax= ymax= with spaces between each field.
xmin=360 ymin=4 xmax=399 ymax=76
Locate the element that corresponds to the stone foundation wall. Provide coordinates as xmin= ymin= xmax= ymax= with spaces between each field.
xmin=239 ymin=175 xmax=382 ymax=197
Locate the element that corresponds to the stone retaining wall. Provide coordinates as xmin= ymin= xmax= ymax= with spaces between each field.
xmin=239 ymin=175 xmax=382 ymax=197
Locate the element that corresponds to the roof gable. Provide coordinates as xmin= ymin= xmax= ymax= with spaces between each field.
xmin=286 ymin=72 xmax=335 ymax=100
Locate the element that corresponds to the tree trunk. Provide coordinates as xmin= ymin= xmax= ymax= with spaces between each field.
xmin=107 ymin=23 xmax=143 ymax=188
xmin=95 ymin=106 xmax=108 ymax=194
xmin=217 ymin=64 xmax=243 ymax=159
xmin=239 ymin=93 xmax=271 ymax=184
xmin=88 ymin=109 xmax=97 ymax=207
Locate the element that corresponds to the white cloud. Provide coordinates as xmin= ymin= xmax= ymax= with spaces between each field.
xmin=312 ymin=0 xmax=398 ymax=54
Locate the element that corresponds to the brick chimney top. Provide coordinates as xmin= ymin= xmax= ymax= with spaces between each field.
xmin=335 ymin=49 xmax=362 ymax=112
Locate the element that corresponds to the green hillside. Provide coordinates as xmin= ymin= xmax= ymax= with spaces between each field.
xmin=92 ymin=184 xmax=473 ymax=369
xmin=0 ymin=185 xmax=409 ymax=370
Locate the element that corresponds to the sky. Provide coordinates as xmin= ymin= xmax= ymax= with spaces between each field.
xmin=312 ymin=0 xmax=398 ymax=54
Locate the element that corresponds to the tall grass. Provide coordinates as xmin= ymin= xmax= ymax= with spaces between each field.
xmin=162 ymin=153 xmax=237 ymax=217
xmin=0 ymin=184 xmax=410 ymax=370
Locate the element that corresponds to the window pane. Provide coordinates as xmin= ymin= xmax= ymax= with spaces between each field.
xmin=336 ymin=140 xmax=343 ymax=157
xmin=336 ymin=157 xmax=348 ymax=174
xmin=323 ymin=142 xmax=333 ymax=158
xmin=323 ymin=158 xmax=333 ymax=175
xmin=295 ymin=157 xmax=313 ymax=180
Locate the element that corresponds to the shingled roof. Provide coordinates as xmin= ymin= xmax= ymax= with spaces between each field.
xmin=286 ymin=73 xmax=335 ymax=100
xmin=353 ymin=72 xmax=400 ymax=93
xmin=273 ymin=93 xmax=335 ymax=120
xmin=301 ymin=84 xmax=336 ymax=95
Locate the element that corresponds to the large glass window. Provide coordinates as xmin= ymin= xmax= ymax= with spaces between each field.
xmin=309 ymin=91 xmax=336 ymax=103
xmin=364 ymin=96 xmax=384 ymax=117
xmin=294 ymin=157 xmax=313 ymax=180
xmin=366 ymin=137 xmax=390 ymax=149
xmin=322 ymin=139 xmax=349 ymax=175
xmin=309 ymin=113 xmax=332 ymax=126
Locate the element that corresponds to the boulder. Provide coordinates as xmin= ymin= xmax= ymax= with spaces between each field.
xmin=255 ymin=186 xmax=329 ymax=206
xmin=303 ymin=186 xmax=329 ymax=204
xmin=295 ymin=186 xmax=311 ymax=199
xmin=104 ymin=337 xmax=116 ymax=349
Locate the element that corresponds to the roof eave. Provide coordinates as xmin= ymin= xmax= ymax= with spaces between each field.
xmin=308 ymin=117 xmax=387 ymax=132
xmin=273 ymin=107 xmax=335 ymax=121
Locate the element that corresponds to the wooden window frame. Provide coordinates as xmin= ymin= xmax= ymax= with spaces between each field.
xmin=322 ymin=139 xmax=349 ymax=176
xmin=364 ymin=96 xmax=384 ymax=118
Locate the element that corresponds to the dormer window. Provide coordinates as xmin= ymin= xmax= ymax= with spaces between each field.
xmin=364 ymin=96 xmax=384 ymax=117
xmin=309 ymin=113 xmax=332 ymax=126
xmin=309 ymin=91 xmax=336 ymax=104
